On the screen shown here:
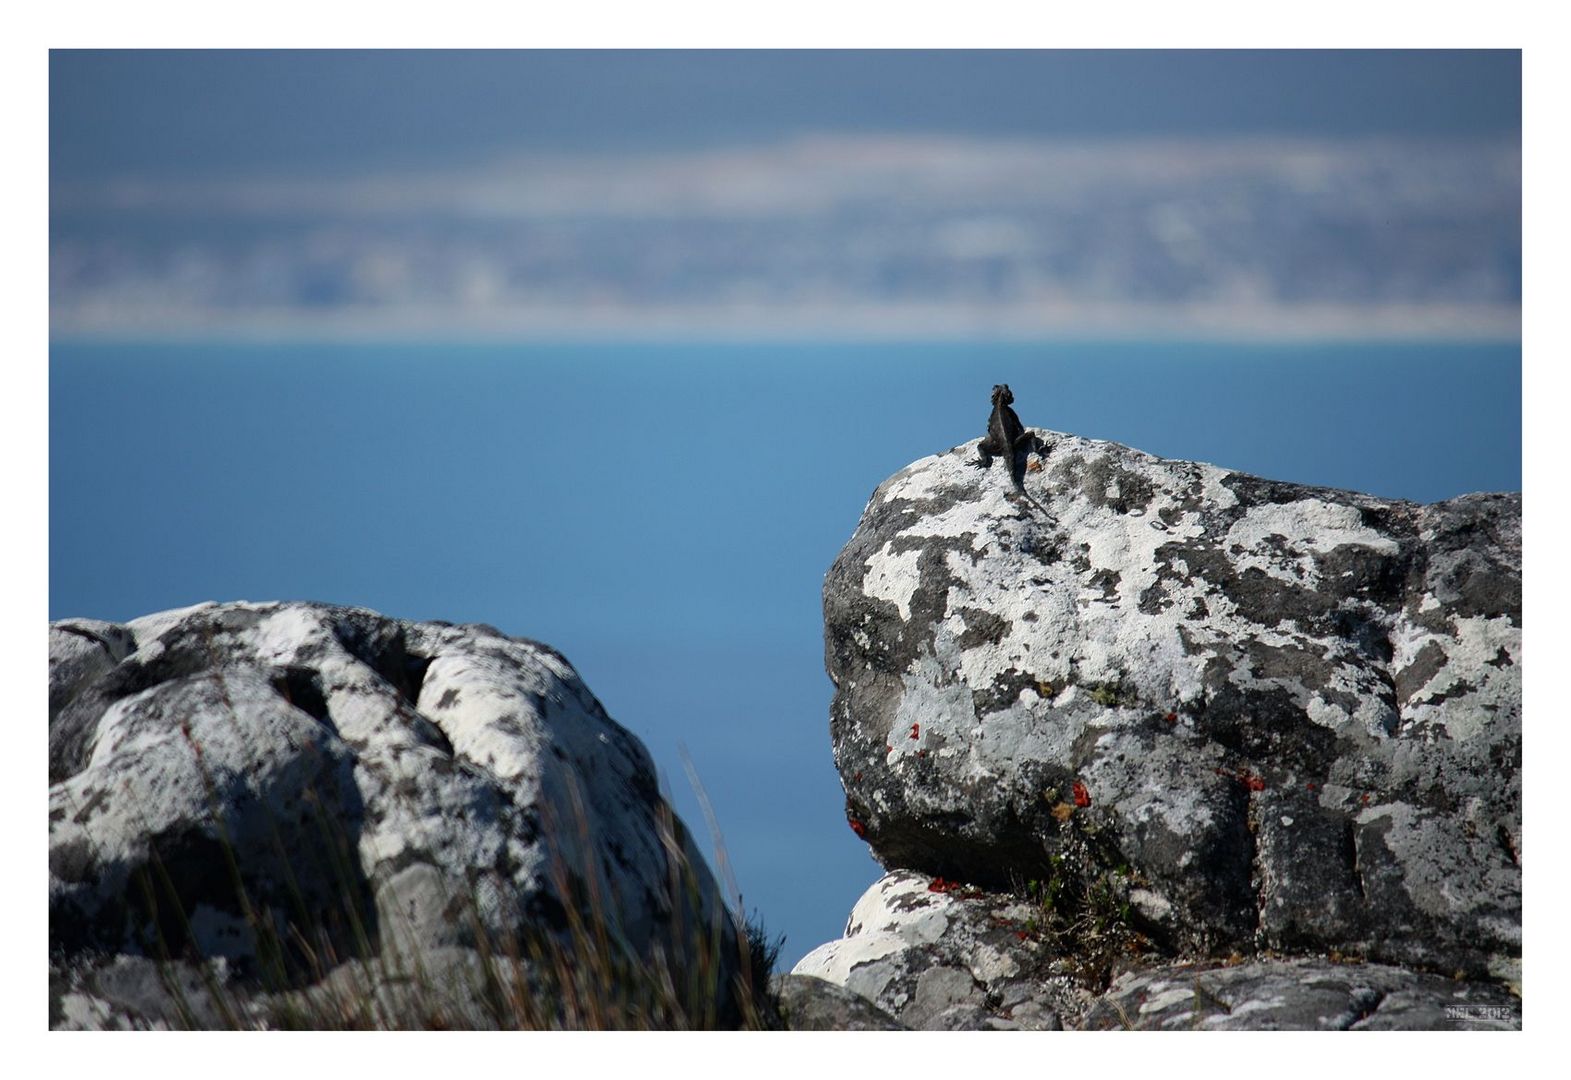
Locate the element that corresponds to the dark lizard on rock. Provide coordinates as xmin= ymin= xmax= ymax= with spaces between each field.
xmin=971 ymin=383 xmax=1049 ymax=514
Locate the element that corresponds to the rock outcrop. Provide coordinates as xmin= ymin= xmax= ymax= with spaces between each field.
xmin=49 ymin=601 xmax=764 ymax=1029
xmin=802 ymin=428 xmax=1521 ymax=1029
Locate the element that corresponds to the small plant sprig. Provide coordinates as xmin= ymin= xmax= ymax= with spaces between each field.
xmin=1015 ymin=817 xmax=1148 ymax=990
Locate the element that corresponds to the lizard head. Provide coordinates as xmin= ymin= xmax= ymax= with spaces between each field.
xmin=991 ymin=384 xmax=1014 ymax=407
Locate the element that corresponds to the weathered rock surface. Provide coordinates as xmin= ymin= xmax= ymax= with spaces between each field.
xmin=49 ymin=619 xmax=135 ymax=722
xmin=793 ymin=871 xmax=1522 ymax=1031
xmin=812 ymin=428 xmax=1520 ymax=1027
xmin=1081 ymin=957 xmax=1521 ymax=1030
xmin=49 ymin=601 xmax=758 ymax=1029
xmin=773 ymin=974 xmax=907 ymax=1031
xmin=793 ymin=871 xmax=1070 ymax=1030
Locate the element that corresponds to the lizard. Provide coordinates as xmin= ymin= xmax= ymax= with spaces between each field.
xmin=971 ymin=383 xmax=1049 ymax=514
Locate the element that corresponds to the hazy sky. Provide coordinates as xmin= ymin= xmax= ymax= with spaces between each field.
xmin=50 ymin=50 xmax=1521 ymax=180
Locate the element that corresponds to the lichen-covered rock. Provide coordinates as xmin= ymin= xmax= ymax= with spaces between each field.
xmin=50 ymin=955 xmax=242 ymax=1030
xmin=825 ymin=430 xmax=1520 ymax=980
xmin=773 ymin=974 xmax=908 ymax=1031
xmin=792 ymin=871 xmax=1069 ymax=1030
xmin=49 ymin=601 xmax=750 ymax=1029
xmin=792 ymin=878 xmax=1523 ymax=1032
xmin=1080 ymin=958 xmax=1521 ymax=1030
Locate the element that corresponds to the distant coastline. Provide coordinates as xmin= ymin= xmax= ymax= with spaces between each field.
xmin=51 ymin=135 xmax=1521 ymax=350
xmin=48 ymin=300 xmax=1522 ymax=346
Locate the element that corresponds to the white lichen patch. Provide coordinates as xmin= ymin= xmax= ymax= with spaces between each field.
xmin=1303 ymin=692 xmax=1353 ymax=733
xmin=419 ymin=652 xmax=550 ymax=782
xmin=125 ymin=601 xmax=220 ymax=649
xmin=792 ymin=873 xmax=962 ymax=1009
xmin=790 ymin=932 xmax=909 ymax=998
xmin=903 ymin=497 xmax=1006 ymax=545
xmin=890 ymin=652 xmax=975 ymax=762
xmin=1200 ymin=468 xmax=1241 ymax=511
xmin=862 ymin=542 xmax=925 ymax=621
xmin=880 ymin=455 xmax=964 ymax=504
xmin=1225 ymin=994 xmax=1290 ymax=1021
xmin=1129 ymin=887 xmax=1174 ymax=923
xmin=1389 ymin=613 xmax=1519 ymax=741
xmin=1359 ymin=803 xmax=1517 ymax=926
xmin=967 ymin=942 xmax=1021 ymax=983
xmin=1102 ymin=771 xmax=1218 ymax=840
xmin=846 ymin=871 xmax=958 ymax=945
xmin=254 ymin=604 xmax=333 ymax=664
xmin=1224 ymin=499 xmax=1397 ymax=587
xmin=1139 ymin=985 xmax=1193 ymax=1014
xmin=970 ymin=704 xmax=1084 ymax=777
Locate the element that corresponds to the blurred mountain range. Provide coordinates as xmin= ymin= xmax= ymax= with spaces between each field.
xmin=50 ymin=134 xmax=1521 ymax=340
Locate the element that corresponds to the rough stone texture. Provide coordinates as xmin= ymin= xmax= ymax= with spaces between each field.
xmin=817 ymin=429 xmax=1519 ymax=1026
xmin=1081 ymin=958 xmax=1521 ymax=1030
xmin=50 ymin=947 xmax=574 ymax=1031
xmin=49 ymin=619 xmax=135 ymax=722
xmin=49 ymin=601 xmax=749 ymax=1029
xmin=773 ymin=974 xmax=908 ymax=1031
xmin=792 ymin=871 xmax=1069 ymax=1030
xmin=51 ymin=955 xmax=242 ymax=1030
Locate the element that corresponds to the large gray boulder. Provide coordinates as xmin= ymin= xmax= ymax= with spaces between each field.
xmin=49 ymin=601 xmax=760 ymax=1029
xmin=815 ymin=427 xmax=1519 ymax=1024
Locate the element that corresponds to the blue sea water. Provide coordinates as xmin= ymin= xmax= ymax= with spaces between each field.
xmin=49 ymin=339 xmax=1521 ymax=969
